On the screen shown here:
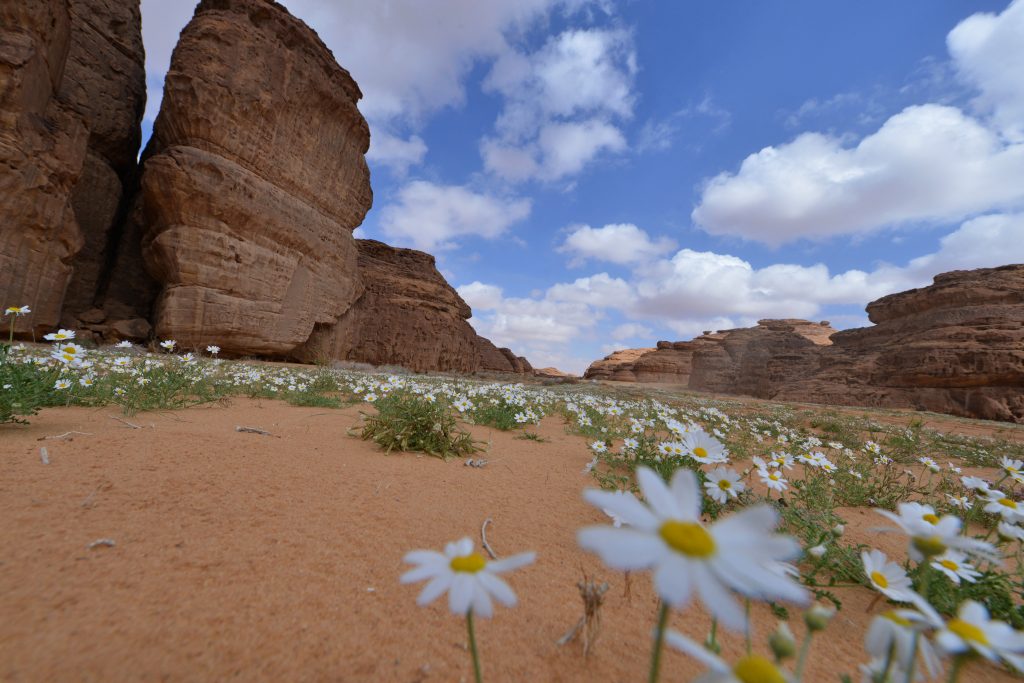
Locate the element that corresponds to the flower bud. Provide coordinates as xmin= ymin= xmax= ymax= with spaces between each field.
xmin=807 ymin=544 xmax=827 ymax=559
xmin=831 ymin=524 xmax=845 ymax=537
xmin=768 ymin=622 xmax=797 ymax=660
xmin=804 ymin=604 xmax=835 ymax=632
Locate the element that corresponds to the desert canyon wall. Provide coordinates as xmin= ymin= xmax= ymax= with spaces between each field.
xmin=0 ymin=0 xmax=531 ymax=374
xmin=585 ymin=266 xmax=1024 ymax=423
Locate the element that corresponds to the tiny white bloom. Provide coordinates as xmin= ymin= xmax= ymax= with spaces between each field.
xmin=400 ymin=537 xmax=535 ymax=618
xmin=159 ymin=339 xmax=176 ymax=351
xmin=704 ymin=467 xmax=745 ymax=504
xmin=43 ymin=329 xmax=75 ymax=341
xmin=931 ymin=550 xmax=980 ymax=585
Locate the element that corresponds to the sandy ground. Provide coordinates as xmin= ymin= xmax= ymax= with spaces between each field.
xmin=1 ymin=398 xmax=1019 ymax=682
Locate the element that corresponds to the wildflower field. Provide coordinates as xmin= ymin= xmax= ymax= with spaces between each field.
xmin=2 ymin=324 xmax=1024 ymax=681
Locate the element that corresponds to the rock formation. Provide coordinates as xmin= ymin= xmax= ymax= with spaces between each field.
xmin=774 ymin=266 xmax=1024 ymax=423
xmin=135 ymin=0 xmax=371 ymax=355
xmin=0 ymin=1 xmax=88 ymax=333
xmin=0 ymin=0 xmax=145 ymax=335
xmin=584 ymin=348 xmax=656 ymax=382
xmin=294 ymin=240 xmax=529 ymax=374
xmin=1 ymin=0 xmax=532 ymax=374
xmin=585 ymin=268 xmax=1024 ymax=423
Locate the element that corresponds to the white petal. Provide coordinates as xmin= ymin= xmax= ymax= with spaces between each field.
xmin=664 ymin=629 xmax=731 ymax=672
xmin=578 ymin=527 xmax=665 ymax=570
xmin=455 ymin=537 xmax=475 ymax=556
xmin=404 ymin=550 xmax=446 ymax=566
xmin=583 ymin=489 xmax=659 ymax=530
xmin=693 ymin=562 xmax=747 ymax=632
xmin=471 ymin=579 xmax=495 ymax=619
xmin=448 ymin=573 xmax=475 ymax=615
xmin=669 ymin=468 xmax=702 ymax=520
xmin=653 ymin=554 xmax=693 ymax=607
xmin=637 ymin=467 xmax=682 ymax=519
xmin=478 ymin=571 xmax=517 ymax=607
xmin=488 ymin=551 xmax=536 ymax=574
xmin=417 ymin=573 xmax=453 ymax=606
xmin=401 ymin=563 xmax=443 ymax=584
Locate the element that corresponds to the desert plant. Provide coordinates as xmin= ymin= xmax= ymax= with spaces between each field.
xmin=351 ymin=390 xmax=481 ymax=459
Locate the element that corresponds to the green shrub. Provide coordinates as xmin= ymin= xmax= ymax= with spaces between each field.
xmin=351 ymin=391 xmax=481 ymax=459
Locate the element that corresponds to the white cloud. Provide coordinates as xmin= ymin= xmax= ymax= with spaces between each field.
xmin=378 ymin=181 xmax=531 ymax=251
xmin=481 ymin=27 xmax=636 ymax=182
xmin=948 ymin=0 xmax=1024 ymax=142
xmin=457 ymin=281 xmax=504 ymax=311
xmin=546 ymin=272 xmax=635 ymax=305
xmin=560 ymin=223 xmax=676 ymax=266
xmin=140 ymin=0 xmax=600 ymax=126
xmin=693 ymin=105 xmax=1024 ymax=244
xmin=611 ymin=322 xmax=652 ymax=341
xmin=366 ymin=132 xmax=428 ymax=175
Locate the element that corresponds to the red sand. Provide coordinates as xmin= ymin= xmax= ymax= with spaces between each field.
xmin=0 ymin=398 xmax=1018 ymax=682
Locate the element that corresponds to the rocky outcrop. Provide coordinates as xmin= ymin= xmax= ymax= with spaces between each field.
xmin=0 ymin=0 xmax=144 ymax=334
xmin=585 ymin=267 xmax=1024 ymax=422
xmin=294 ymin=240 xmax=530 ymax=374
xmin=774 ymin=266 xmax=1024 ymax=422
xmin=61 ymin=0 xmax=146 ymax=320
xmin=0 ymin=1 xmax=88 ymax=333
xmin=583 ymin=348 xmax=656 ymax=382
xmin=688 ymin=319 xmax=836 ymax=396
xmin=135 ymin=0 xmax=372 ymax=355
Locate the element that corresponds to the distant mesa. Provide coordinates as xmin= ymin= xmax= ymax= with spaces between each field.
xmin=584 ymin=265 xmax=1024 ymax=424
xmin=0 ymin=0 xmax=532 ymax=375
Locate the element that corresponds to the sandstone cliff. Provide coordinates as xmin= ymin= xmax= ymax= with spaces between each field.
xmin=294 ymin=240 xmax=529 ymax=374
xmin=585 ymin=268 xmax=1024 ymax=423
xmin=134 ymin=0 xmax=372 ymax=355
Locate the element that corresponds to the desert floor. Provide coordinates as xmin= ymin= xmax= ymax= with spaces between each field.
xmin=2 ymin=395 xmax=1022 ymax=682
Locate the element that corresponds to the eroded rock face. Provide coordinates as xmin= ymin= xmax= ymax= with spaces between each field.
xmin=294 ymin=240 xmax=529 ymax=374
xmin=583 ymin=348 xmax=656 ymax=382
xmin=0 ymin=0 xmax=87 ymax=332
xmin=138 ymin=0 xmax=372 ymax=355
xmin=775 ymin=266 xmax=1024 ymax=422
xmin=688 ymin=319 xmax=836 ymax=397
xmin=61 ymin=0 xmax=146 ymax=320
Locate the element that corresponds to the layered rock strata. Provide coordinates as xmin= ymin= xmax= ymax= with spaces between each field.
xmin=0 ymin=1 xmax=87 ymax=332
xmin=294 ymin=240 xmax=530 ymax=374
xmin=136 ymin=0 xmax=372 ymax=355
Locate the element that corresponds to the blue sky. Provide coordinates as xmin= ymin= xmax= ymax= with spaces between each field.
xmin=140 ymin=0 xmax=1024 ymax=373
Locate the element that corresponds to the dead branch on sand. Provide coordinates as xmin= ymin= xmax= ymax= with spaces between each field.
xmin=481 ymin=518 xmax=498 ymax=559
xmin=557 ymin=569 xmax=609 ymax=657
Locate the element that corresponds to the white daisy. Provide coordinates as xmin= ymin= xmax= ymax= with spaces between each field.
xmin=758 ymin=468 xmax=788 ymax=492
xmin=931 ymin=550 xmax=981 ymax=586
xmin=997 ymin=522 xmax=1024 ymax=543
xmin=54 ymin=379 xmax=72 ymax=390
xmin=683 ymin=429 xmax=729 ymax=464
xmin=43 ymin=329 xmax=75 ymax=341
xmin=4 ymin=305 xmax=30 ymax=316
xmin=982 ymin=491 xmax=1024 ymax=523
xmin=665 ymin=630 xmax=793 ymax=683
xmin=875 ymin=503 xmax=999 ymax=563
xmin=578 ymin=467 xmax=807 ymax=632
xmin=401 ymin=537 xmax=535 ymax=618
xmin=159 ymin=339 xmax=176 ymax=351
xmin=206 ymin=345 xmax=220 ymax=355
xmin=935 ymin=600 xmax=1024 ymax=672
xmin=861 ymin=549 xmax=918 ymax=602
xmin=704 ymin=467 xmax=745 ymax=504
xmin=864 ymin=608 xmax=942 ymax=681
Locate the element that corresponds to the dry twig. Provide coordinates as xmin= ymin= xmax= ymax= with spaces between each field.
xmin=110 ymin=416 xmax=141 ymax=429
xmin=557 ymin=568 xmax=609 ymax=657
xmin=39 ymin=447 xmax=49 ymax=465
xmin=235 ymin=425 xmax=277 ymax=437
xmin=38 ymin=431 xmax=91 ymax=441
xmin=481 ymin=518 xmax=498 ymax=559
xmin=87 ymin=538 xmax=116 ymax=550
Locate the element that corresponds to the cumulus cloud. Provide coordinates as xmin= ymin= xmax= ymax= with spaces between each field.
xmin=481 ymin=27 xmax=636 ymax=182
xmin=692 ymin=105 xmax=1024 ymax=244
xmin=378 ymin=181 xmax=531 ymax=251
xmin=560 ymin=223 xmax=677 ymax=266
xmin=611 ymin=322 xmax=653 ymax=341
xmin=948 ymin=0 xmax=1024 ymax=142
xmin=366 ymin=132 xmax=428 ymax=175
xmin=692 ymin=2 xmax=1024 ymax=245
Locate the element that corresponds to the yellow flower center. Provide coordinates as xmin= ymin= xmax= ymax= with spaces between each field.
xmin=947 ymin=619 xmax=988 ymax=646
xmin=718 ymin=480 xmax=732 ymax=490
xmin=922 ymin=513 xmax=939 ymax=524
xmin=939 ymin=560 xmax=959 ymax=571
xmin=769 ymin=473 xmax=779 ymax=481
xmin=871 ymin=571 xmax=889 ymax=589
xmin=882 ymin=611 xmax=912 ymax=627
xmin=693 ymin=447 xmax=708 ymax=459
xmin=998 ymin=498 xmax=1017 ymax=509
xmin=450 ymin=553 xmax=487 ymax=573
xmin=659 ymin=520 xmax=715 ymax=558
xmin=912 ymin=535 xmax=947 ymax=558
xmin=733 ymin=655 xmax=787 ymax=683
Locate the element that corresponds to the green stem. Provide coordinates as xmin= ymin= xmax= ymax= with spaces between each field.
xmin=649 ymin=602 xmax=670 ymax=683
xmin=878 ymin=642 xmax=896 ymax=683
xmin=903 ymin=633 xmax=919 ymax=683
xmin=794 ymin=632 xmax=814 ymax=682
xmin=745 ymin=599 xmax=752 ymax=655
xmin=466 ymin=609 xmax=483 ymax=683
xmin=947 ymin=656 xmax=966 ymax=683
